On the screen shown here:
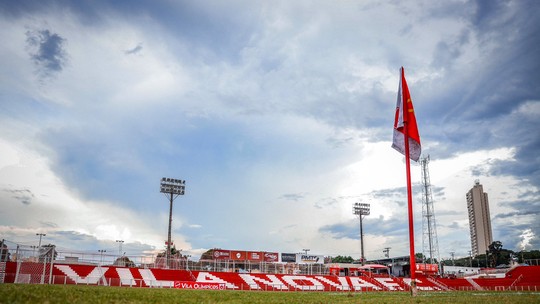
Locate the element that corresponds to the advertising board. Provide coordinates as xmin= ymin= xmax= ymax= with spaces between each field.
xmin=281 ymin=253 xmax=296 ymax=263
xmin=212 ymin=250 xmax=231 ymax=260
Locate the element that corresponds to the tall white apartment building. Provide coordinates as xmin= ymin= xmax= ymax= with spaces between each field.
xmin=467 ymin=180 xmax=493 ymax=256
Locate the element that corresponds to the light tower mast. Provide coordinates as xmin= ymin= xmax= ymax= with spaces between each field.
xmin=420 ymin=155 xmax=440 ymax=265
xmin=160 ymin=177 xmax=186 ymax=269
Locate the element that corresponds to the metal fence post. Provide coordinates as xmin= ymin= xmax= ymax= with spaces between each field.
xmin=48 ymin=246 xmax=55 ymax=284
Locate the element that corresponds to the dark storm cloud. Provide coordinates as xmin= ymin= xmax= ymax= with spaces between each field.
xmin=494 ymin=197 xmax=540 ymax=220
xmin=431 ymin=186 xmax=446 ymax=200
xmin=430 ymin=29 xmax=471 ymax=69
xmin=51 ymin=230 xmax=156 ymax=253
xmin=26 ymin=29 xmax=68 ymax=77
xmin=125 ymin=43 xmax=143 ymax=55
xmin=367 ymin=185 xmax=431 ymax=208
xmin=279 ymin=193 xmax=305 ymax=202
xmin=0 ymin=0 xmax=49 ymax=17
xmin=494 ymin=223 xmax=540 ymax=251
xmin=314 ymin=197 xmax=339 ymax=209
xmin=320 ymin=223 xmax=352 ymax=239
xmin=445 ymin=221 xmax=462 ymax=230
xmin=4 ymin=188 xmax=34 ymax=205
xmin=491 ymin=196 xmax=540 ymax=250
xmin=435 ymin=209 xmax=464 ymax=217
xmin=370 ymin=187 xmax=406 ymax=199
xmin=39 ymin=221 xmax=59 ymax=228
xmin=320 ymin=215 xmax=408 ymax=240
xmin=489 ymin=134 xmax=540 ymax=189
xmin=420 ymin=0 xmax=540 ymax=169
xmin=494 ymin=210 xmax=540 ymax=220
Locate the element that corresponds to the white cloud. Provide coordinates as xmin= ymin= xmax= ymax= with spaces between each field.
xmin=0 ymin=138 xmax=190 ymax=252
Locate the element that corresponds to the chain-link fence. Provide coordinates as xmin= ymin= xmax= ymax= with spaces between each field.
xmin=0 ymin=243 xmax=330 ymax=276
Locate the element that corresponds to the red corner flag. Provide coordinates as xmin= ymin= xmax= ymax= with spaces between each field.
xmin=392 ymin=67 xmax=421 ymax=294
xmin=392 ymin=67 xmax=421 ymax=161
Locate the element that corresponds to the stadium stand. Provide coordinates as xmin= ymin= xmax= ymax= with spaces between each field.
xmin=2 ymin=261 xmax=539 ymax=292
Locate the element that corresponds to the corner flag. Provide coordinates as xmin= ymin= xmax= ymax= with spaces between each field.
xmin=391 ymin=67 xmax=421 ymax=294
xmin=392 ymin=67 xmax=421 ymax=161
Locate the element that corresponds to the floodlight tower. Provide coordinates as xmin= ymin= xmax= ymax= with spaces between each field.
xmin=160 ymin=177 xmax=186 ymax=268
xmin=36 ymin=233 xmax=46 ymax=248
xmin=353 ymin=202 xmax=370 ymax=265
xmin=116 ymin=240 xmax=124 ymax=256
xmin=420 ymin=155 xmax=440 ymax=265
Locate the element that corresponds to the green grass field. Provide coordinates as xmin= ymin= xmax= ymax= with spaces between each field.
xmin=1 ymin=284 xmax=539 ymax=304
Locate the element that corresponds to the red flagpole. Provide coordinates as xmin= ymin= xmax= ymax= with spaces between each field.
xmin=394 ymin=67 xmax=418 ymax=295
xmin=401 ymin=67 xmax=417 ymax=293
xmin=403 ymin=121 xmax=416 ymax=282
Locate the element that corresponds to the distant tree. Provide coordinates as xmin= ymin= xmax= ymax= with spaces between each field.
xmin=331 ymin=255 xmax=354 ymax=263
xmin=38 ymin=244 xmax=57 ymax=262
xmin=522 ymin=250 xmax=540 ymax=262
xmin=457 ymin=257 xmax=473 ymax=267
xmin=114 ymin=256 xmax=136 ymax=267
xmin=475 ymin=253 xmax=489 ymax=268
xmin=416 ymin=253 xmax=440 ymax=264
xmin=157 ymin=244 xmax=182 ymax=258
xmin=488 ymin=241 xmax=503 ymax=267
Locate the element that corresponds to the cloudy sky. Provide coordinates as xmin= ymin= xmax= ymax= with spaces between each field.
xmin=0 ymin=0 xmax=538 ymax=262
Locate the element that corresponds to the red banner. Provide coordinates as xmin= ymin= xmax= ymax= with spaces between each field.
xmin=231 ymin=250 xmax=246 ymax=260
xmin=416 ymin=263 xmax=439 ymax=273
xmin=247 ymin=251 xmax=262 ymax=261
xmin=174 ymin=281 xmax=225 ymax=290
xmin=263 ymin=252 xmax=279 ymax=262
xmin=213 ymin=250 xmax=230 ymax=260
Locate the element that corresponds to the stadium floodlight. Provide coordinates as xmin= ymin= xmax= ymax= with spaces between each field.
xmin=98 ymin=249 xmax=106 ymax=265
xmin=36 ymin=233 xmax=46 ymax=248
xmin=160 ymin=177 xmax=186 ymax=268
xmin=116 ymin=240 xmax=124 ymax=256
xmin=353 ymin=202 xmax=370 ymax=265
xmin=30 ymin=245 xmax=38 ymax=257
xmin=186 ymin=255 xmax=191 ymax=271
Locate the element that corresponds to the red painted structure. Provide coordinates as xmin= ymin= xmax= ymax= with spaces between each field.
xmin=2 ymin=262 xmax=539 ymax=291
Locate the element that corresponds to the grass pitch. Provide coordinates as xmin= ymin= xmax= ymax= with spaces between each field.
xmin=1 ymin=284 xmax=539 ymax=304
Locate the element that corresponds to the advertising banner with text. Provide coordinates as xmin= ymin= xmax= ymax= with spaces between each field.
xmin=263 ymin=252 xmax=279 ymax=262
xmin=247 ymin=251 xmax=262 ymax=261
xmin=174 ymin=281 xmax=225 ymax=290
xmin=213 ymin=250 xmax=231 ymax=260
xmin=297 ymin=254 xmax=324 ymax=264
xmin=416 ymin=263 xmax=439 ymax=273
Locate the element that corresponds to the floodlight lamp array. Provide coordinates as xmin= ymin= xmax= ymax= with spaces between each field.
xmin=353 ymin=202 xmax=371 ymax=216
xmin=160 ymin=177 xmax=186 ymax=195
